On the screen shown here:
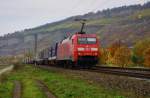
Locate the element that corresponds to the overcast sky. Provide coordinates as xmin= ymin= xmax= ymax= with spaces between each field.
xmin=0 ymin=0 xmax=149 ymax=36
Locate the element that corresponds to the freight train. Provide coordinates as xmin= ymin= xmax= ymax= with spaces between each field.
xmin=36 ymin=19 xmax=100 ymax=68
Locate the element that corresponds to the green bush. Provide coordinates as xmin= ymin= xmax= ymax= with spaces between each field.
xmin=131 ymin=55 xmax=144 ymax=66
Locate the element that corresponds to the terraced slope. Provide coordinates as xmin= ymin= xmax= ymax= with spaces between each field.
xmin=0 ymin=2 xmax=150 ymax=56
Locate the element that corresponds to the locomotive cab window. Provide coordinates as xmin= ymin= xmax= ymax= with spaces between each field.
xmin=87 ymin=38 xmax=96 ymax=44
xmin=78 ymin=37 xmax=87 ymax=44
xmin=78 ymin=37 xmax=96 ymax=44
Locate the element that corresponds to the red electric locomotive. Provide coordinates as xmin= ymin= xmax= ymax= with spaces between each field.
xmin=37 ymin=19 xmax=100 ymax=68
xmin=57 ymin=33 xmax=99 ymax=68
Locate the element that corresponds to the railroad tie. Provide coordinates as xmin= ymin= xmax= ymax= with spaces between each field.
xmin=36 ymin=80 xmax=57 ymax=98
xmin=13 ymin=81 xmax=21 ymax=98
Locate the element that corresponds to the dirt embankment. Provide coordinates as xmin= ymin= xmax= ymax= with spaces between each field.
xmin=0 ymin=65 xmax=14 ymax=75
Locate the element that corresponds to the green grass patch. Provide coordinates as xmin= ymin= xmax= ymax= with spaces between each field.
xmin=22 ymin=79 xmax=46 ymax=98
xmin=22 ymin=17 xmax=117 ymax=35
xmin=0 ymin=82 xmax=13 ymax=98
xmin=25 ymin=21 xmax=80 ymax=34
xmin=87 ymin=18 xmax=117 ymax=25
xmin=0 ymin=65 xmax=126 ymax=98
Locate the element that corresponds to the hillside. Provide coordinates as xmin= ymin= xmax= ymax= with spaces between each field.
xmin=0 ymin=2 xmax=150 ymax=56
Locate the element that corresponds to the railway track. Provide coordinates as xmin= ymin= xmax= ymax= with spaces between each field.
xmin=89 ymin=66 xmax=150 ymax=80
xmin=37 ymin=65 xmax=150 ymax=80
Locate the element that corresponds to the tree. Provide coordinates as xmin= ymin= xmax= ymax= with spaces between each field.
xmin=143 ymin=48 xmax=150 ymax=67
xmin=133 ymin=39 xmax=150 ymax=57
xmin=110 ymin=46 xmax=132 ymax=67
xmin=132 ymin=38 xmax=150 ymax=66
xmin=99 ymin=48 xmax=109 ymax=64
xmin=106 ymin=40 xmax=127 ymax=66
xmin=131 ymin=55 xmax=144 ymax=66
xmin=107 ymin=40 xmax=123 ymax=58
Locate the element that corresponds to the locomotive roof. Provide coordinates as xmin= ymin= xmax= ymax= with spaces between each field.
xmin=59 ymin=33 xmax=97 ymax=44
xmin=75 ymin=33 xmax=97 ymax=37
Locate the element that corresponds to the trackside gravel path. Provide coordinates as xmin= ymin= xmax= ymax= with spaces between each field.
xmin=0 ymin=65 xmax=13 ymax=75
xmin=13 ymin=81 xmax=21 ymax=98
xmin=36 ymin=80 xmax=57 ymax=98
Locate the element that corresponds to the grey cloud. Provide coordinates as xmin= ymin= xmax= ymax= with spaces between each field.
xmin=0 ymin=0 xmax=148 ymax=36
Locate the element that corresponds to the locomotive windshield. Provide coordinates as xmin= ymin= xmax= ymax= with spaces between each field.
xmin=78 ymin=37 xmax=96 ymax=44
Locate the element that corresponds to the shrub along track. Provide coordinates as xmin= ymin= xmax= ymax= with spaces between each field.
xmin=37 ymin=65 xmax=150 ymax=98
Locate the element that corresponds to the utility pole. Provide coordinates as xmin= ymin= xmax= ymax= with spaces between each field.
xmin=22 ymin=36 xmax=26 ymax=64
xmin=34 ymin=34 xmax=38 ymax=66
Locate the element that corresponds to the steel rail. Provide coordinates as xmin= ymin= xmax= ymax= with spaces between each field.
xmin=89 ymin=66 xmax=150 ymax=79
xmin=36 ymin=65 xmax=150 ymax=79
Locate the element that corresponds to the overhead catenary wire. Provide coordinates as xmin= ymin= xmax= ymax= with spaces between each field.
xmin=66 ymin=0 xmax=111 ymax=34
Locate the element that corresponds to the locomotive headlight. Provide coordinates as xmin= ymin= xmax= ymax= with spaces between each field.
xmin=77 ymin=48 xmax=84 ymax=51
xmin=91 ymin=48 xmax=98 ymax=51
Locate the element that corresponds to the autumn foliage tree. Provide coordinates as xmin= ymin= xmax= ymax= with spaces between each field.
xmin=110 ymin=46 xmax=132 ymax=67
xmin=132 ymin=38 xmax=150 ymax=67
xmin=99 ymin=48 xmax=109 ymax=64
xmin=107 ymin=40 xmax=122 ymax=58
xmin=133 ymin=39 xmax=150 ymax=57
xmin=99 ymin=39 xmax=150 ymax=68
xmin=106 ymin=40 xmax=130 ymax=66
xmin=143 ymin=48 xmax=150 ymax=67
